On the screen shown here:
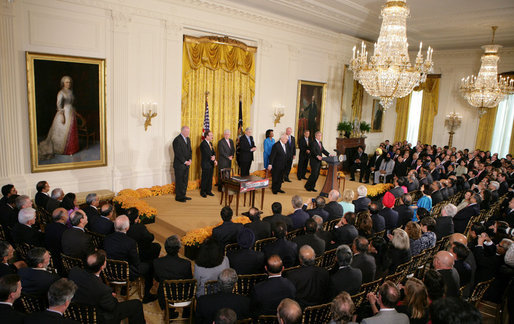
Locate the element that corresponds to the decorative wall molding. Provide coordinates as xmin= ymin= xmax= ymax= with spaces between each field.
xmin=111 ymin=9 xmax=131 ymax=31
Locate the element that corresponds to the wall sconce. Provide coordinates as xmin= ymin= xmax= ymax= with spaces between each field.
xmin=273 ymin=104 xmax=285 ymax=127
xmin=445 ymin=111 xmax=462 ymax=147
xmin=142 ymin=102 xmax=157 ymax=131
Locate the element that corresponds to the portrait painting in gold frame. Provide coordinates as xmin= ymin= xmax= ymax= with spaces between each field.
xmin=295 ymin=80 xmax=327 ymax=143
xmin=371 ymin=99 xmax=384 ymax=133
xmin=26 ymin=52 xmax=106 ymax=172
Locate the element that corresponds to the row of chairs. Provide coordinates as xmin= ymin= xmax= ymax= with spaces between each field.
xmin=18 ymin=293 xmax=97 ymax=323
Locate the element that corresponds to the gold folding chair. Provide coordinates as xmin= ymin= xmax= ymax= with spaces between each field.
xmin=102 ymin=258 xmax=143 ymax=300
xmin=162 ymin=279 xmax=197 ymax=324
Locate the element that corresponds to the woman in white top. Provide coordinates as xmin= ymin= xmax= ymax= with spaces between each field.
xmin=338 ymin=189 xmax=355 ymax=215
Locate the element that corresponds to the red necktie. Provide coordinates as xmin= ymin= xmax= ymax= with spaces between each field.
xmin=318 ymin=141 xmax=322 ymax=150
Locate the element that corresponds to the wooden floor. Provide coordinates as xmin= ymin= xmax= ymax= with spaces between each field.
xmin=146 ymin=174 xmax=362 ymax=244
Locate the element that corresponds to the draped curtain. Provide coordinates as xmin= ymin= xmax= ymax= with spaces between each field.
xmin=182 ymin=36 xmax=256 ymax=180
xmin=417 ymin=76 xmax=440 ymax=144
xmin=351 ymin=81 xmax=364 ymax=121
xmin=475 ymin=107 xmax=498 ymax=151
xmin=394 ymin=96 xmax=410 ymax=143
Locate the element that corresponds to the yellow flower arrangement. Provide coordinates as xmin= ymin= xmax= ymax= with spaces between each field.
xmin=181 ymin=215 xmax=251 ymax=247
xmin=366 ymin=183 xmax=394 ymax=198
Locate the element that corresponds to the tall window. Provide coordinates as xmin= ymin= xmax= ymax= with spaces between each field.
xmin=491 ymin=94 xmax=514 ymax=157
xmin=406 ymin=90 xmax=424 ymax=145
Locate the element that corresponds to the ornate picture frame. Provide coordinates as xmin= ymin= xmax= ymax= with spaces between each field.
xmin=26 ymin=52 xmax=107 ymax=172
xmin=371 ymin=99 xmax=384 ymax=133
xmin=295 ymin=80 xmax=327 ymax=143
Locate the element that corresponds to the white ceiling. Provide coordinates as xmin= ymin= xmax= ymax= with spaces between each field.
xmin=222 ymin=0 xmax=514 ymax=50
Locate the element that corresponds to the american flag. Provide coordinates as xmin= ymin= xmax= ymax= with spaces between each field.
xmin=201 ymin=98 xmax=210 ymax=140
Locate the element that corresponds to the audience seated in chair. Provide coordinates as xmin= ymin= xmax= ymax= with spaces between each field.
xmin=287 ymin=195 xmax=310 ymax=230
xmin=330 ymin=244 xmax=362 ymax=297
xmin=81 ymin=193 xmax=100 ymax=228
xmin=88 ymin=203 xmax=114 ymax=235
xmin=263 ymin=202 xmax=293 ymax=231
xmin=331 ymin=212 xmax=359 ymax=247
xmin=394 ymin=194 xmax=414 ymax=228
xmin=126 ymin=207 xmax=161 ymax=262
xmin=363 ymin=280 xmax=409 ymax=324
xmin=46 ymin=188 xmax=64 ymax=214
xmin=352 ymin=185 xmax=371 ymax=213
xmin=243 ymin=207 xmax=271 ymax=240
xmin=227 ymin=228 xmax=265 ymax=275
xmin=302 ymin=196 xmax=329 ymax=222
xmin=429 ymin=297 xmax=482 ymax=324
xmin=68 ymin=250 xmax=145 ymax=324
xmin=330 ymin=292 xmax=356 ymax=324
xmin=0 ymin=241 xmax=26 ymax=277
xmin=212 ymin=206 xmax=244 ymax=247
xmin=292 ymin=218 xmax=325 ymax=257
xmin=12 ymin=207 xmax=44 ymax=247
xmin=61 ymin=210 xmax=95 ymax=261
xmin=18 ymin=247 xmax=59 ymax=296
xmin=34 ymin=181 xmax=50 ymax=209
xmin=0 ymin=274 xmax=25 ymax=324
xmin=276 ymin=298 xmax=302 ymax=324
xmin=263 ymin=222 xmax=298 ymax=268
xmin=194 ymin=238 xmax=230 ymax=298
xmin=325 ymin=190 xmax=344 ymax=221
xmin=350 ymin=236 xmax=376 ymax=283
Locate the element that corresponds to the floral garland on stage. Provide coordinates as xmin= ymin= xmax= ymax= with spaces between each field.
xmin=366 ymin=183 xmax=394 ymax=199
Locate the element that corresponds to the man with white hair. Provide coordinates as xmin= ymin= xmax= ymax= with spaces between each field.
xmin=324 ymin=190 xmax=343 ymax=221
xmin=104 ymin=215 xmax=157 ymax=303
xmin=11 ymin=207 xmax=44 ymax=247
xmin=172 ymin=126 xmax=192 ymax=203
xmin=237 ymin=127 xmax=256 ymax=176
xmin=25 ymin=278 xmax=78 ymax=323
xmin=435 ymin=203 xmax=456 ymax=238
xmin=82 ymin=193 xmax=100 ymax=226
xmin=45 ymin=188 xmax=64 ymax=214
xmin=268 ymin=134 xmax=289 ymax=194
xmin=283 ymin=127 xmax=296 ymax=183
xmin=217 ymin=129 xmax=235 ymax=192
xmin=15 ymin=195 xmax=32 ymax=210
xmin=353 ymin=186 xmax=371 ymax=212
xmin=488 ymin=180 xmax=500 ymax=203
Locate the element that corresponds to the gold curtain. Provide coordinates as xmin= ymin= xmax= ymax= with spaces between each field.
xmin=509 ymin=120 xmax=514 ymax=156
xmin=351 ymin=81 xmax=364 ymax=121
xmin=417 ymin=76 xmax=440 ymax=144
xmin=394 ymin=96 xmax=411 ymax=142
xmin=182 ymin=36 xmax=256 ymax=180
xmin=475 ymin=107 xmax=498 ymax=151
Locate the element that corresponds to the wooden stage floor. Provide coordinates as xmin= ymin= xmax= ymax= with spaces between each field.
xmin=146 ymin=174 xmax=362 ymax=244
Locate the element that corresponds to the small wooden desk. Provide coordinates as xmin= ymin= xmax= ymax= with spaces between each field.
xmin=222 ymin=176 xmax=269 ymax=215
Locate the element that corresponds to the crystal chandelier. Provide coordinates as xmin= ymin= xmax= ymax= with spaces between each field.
xmin=459 ymin=26 xmax=514 ymax=117
xmin=350 ymin=0 xmax=433 ymax=111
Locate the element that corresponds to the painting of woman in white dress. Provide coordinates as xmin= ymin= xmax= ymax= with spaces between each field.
xmin=38 ymin=76 xmax=80 ymax=159
xmin=26 ymin=52 xmax=106 ymax=172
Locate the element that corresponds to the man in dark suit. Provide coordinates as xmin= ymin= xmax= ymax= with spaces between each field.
xmin=243 ymin=207 xmax=271 ymax=240
xmin=0 ymin=241 xmax=21 ymax=277
xmin=364 ymin=149 xmax=384 ymax=184
xmin=82 ymin=193 xmax=100 ymax=227
xmin=18 ymin=247 xmax=59 ymax=296
xmin=330 ymin=244 xmax=362 ymax=297
xmin=227 ymin=228 xmax=265 ymax=275
xmin=263 ymin=202 xmax=293 ymax=230
xmin=263 ymin=222 xmax=298 ymax=268
xmin=433 ymin=251 xmax=460 ymax=298
xmin=44 ymin=208 xmax=68 ymax=275
xmin=34 ymin=180 xmax=50 ymax=208
xmin=406 ymin=170 xmax=419 ymax=192
xmin=389 ymin=177 xmax=404 ymax=198
xmin=332 ymin=212 xmax=359 ymax=246
xmin=200 ymin=131 xmax=217 ymax=197
xmin=0 ymin=274 xmax=24 ymax=324
xmin=0 ymin=184 xmax=17 ymax=207
xmin=46 ymin=188 xmax=64 ymax=214
xmin=305 ymin=131 xmax=330 ymax=192
xmin=379 ymin=192 xmax=399 ymax=231
xmin=325 ymin=190 xmax=343 ymax=221
xmin=69 ymin=250 xmax=145 ymax=324
xmin=237 ymin=127 xmax=256 ymax=176
xmin=268 ymin=134 xmax=289 ymax=194
xmin=173 ymin=126 xmax=193 ymax=202
xmin=212 ymin=206 xmax=243 ymax=247
xmin=25 ymin=278 xmax=79 ymax=324
xmin=89 ymin=203 xmax=114 ymax=235
xmin=217 ymin=129 xmax=235 ymax=191
xmin=104 ymin=215 xmax=156 ymax=303
xmin=61 ymin=210 xmax=95 ymax=261
xmin=283 ymin=127 xmax=296 ymax=182
xmin=196 ymin=268 xmax=250 ymax=324
xmin=370 ymin=203 xmax=386 ymax=233
xmin=497 ymin=173 xmax=509 ymax=196
xmin=11 ymin=207 xmax=44 ymax=247
xmin=297 ymin=129 xmax=310 ymax=180
xmin=126 ymin=208 xmax=161 ymax=262
xmin=351 ymin=236 xmax=376 ymax=283
xmin=153 ymin=235 xmax=192 ymax=309
xmin=285 ymin=245 xmax=329 ymax=308
xmin=302 ymin=196 xmax=330 ymax=222
xmin=454 ymin=193 xmax=481 ymax=233
xmin=0 ymin=194 xmax=18 ymax=233
xmin=435 ymin=204 xmax=456 ymax=239
xmin=431 ymin=181 xmax=444 ymax=205
xmin=394 ymin=194 xmax=414 ymax=227
xmin=350 ymin=146 xmax=368 ymax=182
xmin=293 ymin=218 xmax=325 ymax=257
xmin=250 ymin=255 xmax=295 ymax=316
xmin=353 ymin=185 xmax=371 ymax=212
xmin=287 ymin=195 xmax=310 ymax=229
xmin=393 ymin=155 xmax=408 ymax=178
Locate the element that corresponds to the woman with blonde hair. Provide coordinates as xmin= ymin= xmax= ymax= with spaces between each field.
xmin=387 ymin=228 xmax=412 ymax=273
xmin=405 ymin=221 xmax=423 ymax=256
xmin=338 ymin=189 xmax=355 ymax=215
xmin=396 ymin=277 xmax=429 ymax=323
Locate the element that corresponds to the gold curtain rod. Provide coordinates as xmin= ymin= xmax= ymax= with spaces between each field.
xmin=183 ymin=35 xmax=257 ymax=53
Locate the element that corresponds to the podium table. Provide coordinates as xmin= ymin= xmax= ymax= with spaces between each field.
xmin=222 ymin=176 xmax=269 ymax=215
xmin=320 ymin=156 xmax=343 ymax=197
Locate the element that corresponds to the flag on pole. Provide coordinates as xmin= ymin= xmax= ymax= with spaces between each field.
xmin=237 ymin=97 xmax=243 ymax=137
xmin=202 ymin=97 xmax=210 ymax=140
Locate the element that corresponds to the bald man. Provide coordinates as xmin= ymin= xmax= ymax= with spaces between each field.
xmin=283 ymin=127 xmax=296 ymax=182
xmin=250 ymin=255 xmax=295 ymax=316
xmin=433 ymin=251 xmax=460 ymax=297
xmin=172 ymin=126 xmax=192 ymax=202
xmin=284 ymin=245 xmax=329 ymax=308
xmin=104 ymin=216 xmax=157 ymax=303
xmin=277 ymin=298 xmax=302 ymax=324
xmin=268 ymin=134 xmax=289 ymax=194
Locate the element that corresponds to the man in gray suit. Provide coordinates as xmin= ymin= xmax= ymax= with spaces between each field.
xmin=217 ymin=129 xmax=235 ymax=192
xmin=362 ymin=281 xmax=409 ymax=324
xmin=374 ymin=156 xmax=395 ymax=184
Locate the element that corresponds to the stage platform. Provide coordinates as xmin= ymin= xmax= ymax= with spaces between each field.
xmin=146 ymin=174 xmax=362 ymax=245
